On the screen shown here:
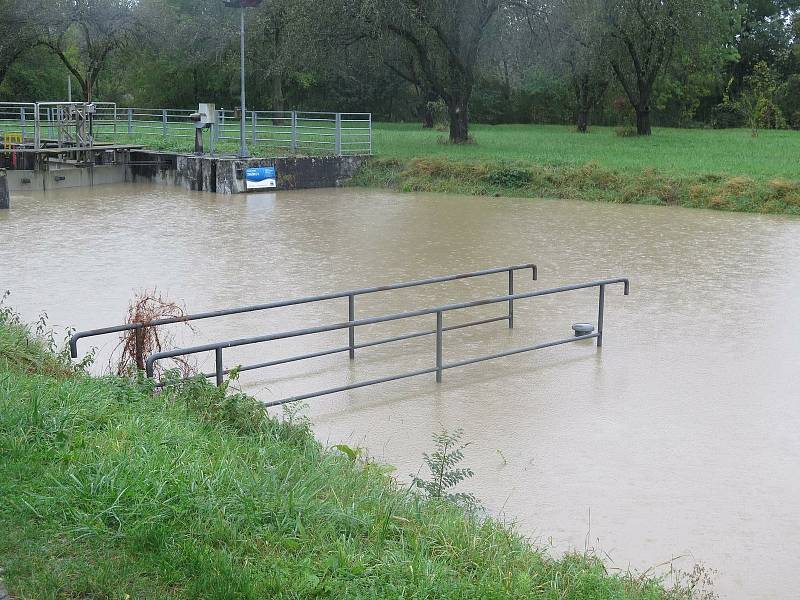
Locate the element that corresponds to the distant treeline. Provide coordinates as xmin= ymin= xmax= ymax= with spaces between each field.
xmin=1 ymin=0 xmax=799 ymax=141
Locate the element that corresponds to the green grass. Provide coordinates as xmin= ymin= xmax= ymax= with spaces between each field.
xmin=0 ymin=315 xmax=702 ymax=599
xmin=354 ymin=123 xmax=800 ymax=216
xmin=372 ymin=122 xmax=800 ymax=179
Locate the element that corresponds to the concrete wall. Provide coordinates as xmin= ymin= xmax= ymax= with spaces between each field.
xmin=5 ymin=165 xmax=127 ymax=192
xmin=169 ymin=154 xmax=367 ymax=194
xmin=2 ymin=151 xmax=368 ymax=196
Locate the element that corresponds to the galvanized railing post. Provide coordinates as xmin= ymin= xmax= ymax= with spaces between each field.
xmin=508 ymin=269 xmax=514 ymax=329
xmin=162 ymin=109 xmax=168 ymax=137
xmin=220 ymin=109 xmax=225 ymax=139
xmin=597 ymin=284 xmax=605 ymax=347
xmin=291 ymin=111 xmax=297 ymax=152
xmin=20 ymin=107 xmax=26 ymax=141
xmin=368 ymin=113 xmax=373 ymax=155
xmin=127 ymin=108 xmax=133 ymax=135
xmin=215 ymin=347 xmax=224 ymax=386
xmin=335 ymin=113 xmax=342 ymax=156
xmin=435 ymin=311 xmax=443 ymax=382
xmin=113 ymin=104 xmax=117 ymax=140
xmin=33 ymin=104 xmax=40 ymax=150
xmin=348 ymin=294 xmax=356 ymax=360
xmin=251 ymin=111 xmax=257 ymax=145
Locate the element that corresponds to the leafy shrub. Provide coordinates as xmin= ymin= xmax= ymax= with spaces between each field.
xmin=710 ymin=103 xmax=746 ymax=129
xmin=411 ymin=428 xmax=476 ymax=506
xmin=484 ymin=166 xmax=532 ymax=187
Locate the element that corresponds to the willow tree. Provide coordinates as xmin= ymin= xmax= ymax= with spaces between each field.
xmin=369 ymin=0 xmax=502 ymax=143
xmin=601 ymin=0 xmax=736 ymax=135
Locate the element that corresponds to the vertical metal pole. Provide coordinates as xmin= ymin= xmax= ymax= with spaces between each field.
xmin=215 ymin=347 xmax=224 ymax=387
xmin=20 ymin=107 xmax=26 ymax=141
xmin=508 ymin=269 xmax=514 ymax=329
xmin=162 ymin=109 xmax=167 ymax=137
xmin=127 ymin=108 xmax=133 ymax=135
xmin=239 ymin=7 xmax=249 ymax=158
xmin=220 ymin=109 xmax=225 ymax=140
xmin=251 ymin=111 xmax=257 ymax=145
xmin=33 ymin=105 xmax=40 ymax=150
xmin=435 ymin=311 xmax=443 ymax=383
xmin=335 ymin=113 xmax=342 ymax=156
xmin=291 ymin=111 xmax=297 ymax=152
xmin=597 ymin=284 xmax=605 ymax=347
xmin=113 ymin=104 xmax=117 ymax=140
xmin=67 ymin=76 xmax=72 ymax=102
xmin=368 ymin=113 xmax=373 ymax=155
xmin=348 ymin=295 xmax=355 ymax=360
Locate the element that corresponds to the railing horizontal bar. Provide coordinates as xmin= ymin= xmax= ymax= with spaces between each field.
xmin=262 ymin=366 xmax=440 ymax=407
xmin=70 ymin=264 xmax=538 ymax=356
xmin=200 ymin=314 xmax=512 ymax=379
xmin=261 ymin=333 xmax=600 ymax=406
xmin=145 ymin=277 xmax=627 ymax=374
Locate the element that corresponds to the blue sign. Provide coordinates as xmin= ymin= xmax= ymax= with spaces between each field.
xmin=246 ymin=166 xmax=276 ymax=182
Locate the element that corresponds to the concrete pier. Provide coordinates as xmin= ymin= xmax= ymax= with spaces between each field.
xmin=0 ymin=169 xmax=9 ymax=209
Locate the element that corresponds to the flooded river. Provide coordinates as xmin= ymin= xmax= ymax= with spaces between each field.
xmin=2 ymin=183 xmax=799 ymax=599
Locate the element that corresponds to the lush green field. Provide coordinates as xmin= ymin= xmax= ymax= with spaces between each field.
xmin=0 ymin=313 xmax=707 ymax=599
xmin=353 ymin=123 xmax=800 ymax=215
xmin=372 ymin=123 xmax=800 ymax=179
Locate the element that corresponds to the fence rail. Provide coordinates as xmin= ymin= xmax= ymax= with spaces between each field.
xmin=143 ymin=277 xmax=630 ymax=407
xmin=0 ymin=101 xmax=372 ymax=156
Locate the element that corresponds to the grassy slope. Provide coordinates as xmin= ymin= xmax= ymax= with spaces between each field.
xmin=0 ymin=319 xmax=684 ymax=599
xmin=354 ymin=123 xmax=800 ymax=216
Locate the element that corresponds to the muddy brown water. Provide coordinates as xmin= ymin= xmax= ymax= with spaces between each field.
xmin=2 ymin=183 xmax=799 ymax=599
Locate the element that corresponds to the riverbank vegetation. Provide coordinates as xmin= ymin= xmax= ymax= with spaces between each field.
xmin=0 ymin=309 xmax=712 ymax=599
xmin=349 ymin=123 xmax=800 ymax=215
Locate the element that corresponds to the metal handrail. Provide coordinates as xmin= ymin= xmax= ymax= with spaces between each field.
xmin=69 ymin=264 xmax=538 ymax=361
xmin=146 ymin=278 xmax=630 ymax=406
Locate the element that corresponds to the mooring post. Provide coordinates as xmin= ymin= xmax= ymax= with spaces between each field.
xmin=597 ymin=284 xmax=605 ymax=347
xmin=0 ymin=169 xmax=9 ymax=209
xmin=348 ymin=294 xmax=356 ymax=360
xmin=435 ymin=311 xmax=444 ymax=382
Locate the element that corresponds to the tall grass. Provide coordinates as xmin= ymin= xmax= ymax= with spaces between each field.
xmin=0 ymin=314 xmax=712 ymax=599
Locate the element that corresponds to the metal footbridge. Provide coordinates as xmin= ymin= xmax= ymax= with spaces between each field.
xmin=70 ymin=264 xmax=629 ymax=406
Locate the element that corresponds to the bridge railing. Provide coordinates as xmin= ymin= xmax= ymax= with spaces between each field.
xmin=145 ymin=278 xmax=630 ymax=406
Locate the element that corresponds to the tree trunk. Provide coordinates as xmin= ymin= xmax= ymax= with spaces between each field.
xmin=448 ymin=97 xmax=469 ymax=143
xmin=422 ymin=106 xmax=434 ymax=129
xmin=635 ymin=104 xmax=651 ymax=135
xmin=576 ymin=109 xmax=588 ymax=133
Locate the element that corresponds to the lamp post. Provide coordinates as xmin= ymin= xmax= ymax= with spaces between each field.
xmin=223 ymin=0 xmax=262 ymax=158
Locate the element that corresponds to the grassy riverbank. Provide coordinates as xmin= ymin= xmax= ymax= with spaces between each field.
xmin=353 ymin=123 xmax=800 ymax=215
xmin=0 ymin=316 xmax=698 ymax=599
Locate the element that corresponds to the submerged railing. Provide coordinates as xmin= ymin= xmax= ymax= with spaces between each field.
xmin=70 ymin=263 xmax=538 ymax=367
xmin=144 ymin=277 xmax=629 ymax=407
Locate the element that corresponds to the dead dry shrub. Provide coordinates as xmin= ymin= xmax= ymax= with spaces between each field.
xmin=113 ymin=290 xmax=195 ymax=378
